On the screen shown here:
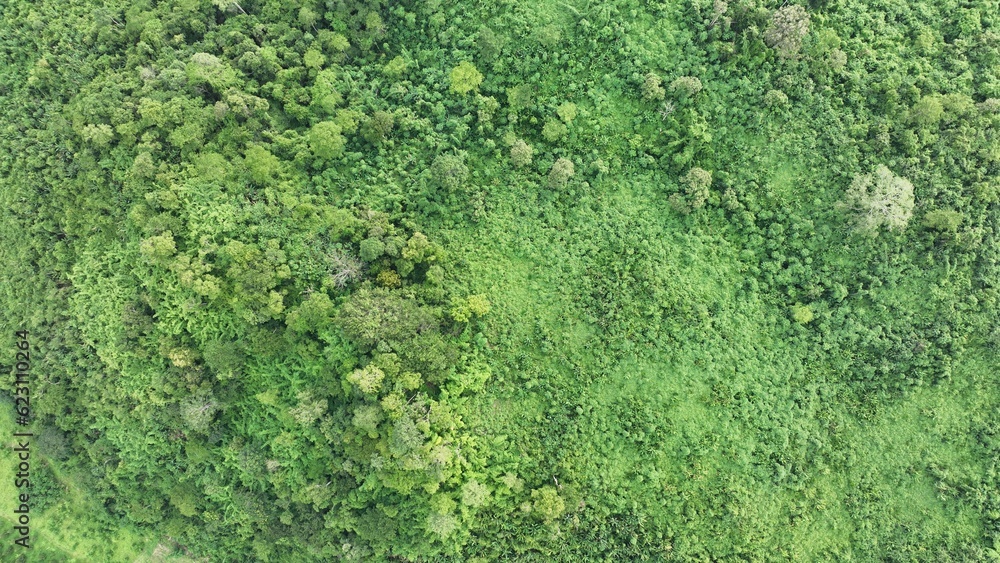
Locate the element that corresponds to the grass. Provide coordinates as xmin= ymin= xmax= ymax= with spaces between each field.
xmin=446 ymin=70 xmax=1000 ymax=556
xmin=0 ymin=405 xmax=194 ymax=562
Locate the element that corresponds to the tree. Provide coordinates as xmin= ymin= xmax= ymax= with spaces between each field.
xmin=477 ymin=95 xmax=500 ymax=123
xmin=180 ymin=391 xmax=219 ymax=433
xmin=352 ymin=404 xmax=383 ymax=436
xmin=764 ymin=89 xmax=789 ymax=108
xmin=336 ymin=288 xmax=438 ymax=348
xmin=285 ymin=292 xmax=334 ymax=333
xmin=308 ymin=121 xmax=347 ymax=159
xmin=431 ymin=153 xmax=469 ymax=191
xmin=530 ymin=486 xmax=565 ymax=522
xmin=359 ymin=238 xmax=386 ymax=262
xmin=461 ymin=480 xmax=491 ymax=508
xmin=670 ymin=168 xmax=712 ymax=214
xmin=347 ymin=364 xmax=385 ymax=395
xmin=382 ymin=56 xmax=408 ymax=78
xmin=842 ymin=165 xmax=915 ymax=234
xmin=450 ymin=294 xmax=490 ymax=322
xmin=186 ymin=52 xmax=238 ymax=91
xmin=202 ymin=340 xmax=245 ymax=378
xmin=541 ymin=119 xmax=567 ymax=142
xmin=362 ymin=111 xmax=394 ymax=144
xmin=709 ymin=0 xmax=729 ymax=29
xmin=765 ymin=6 xmax=810 ymax=59
xmin=311 ymin=69 xmax=344 ymax=114
xmin=510 ymin=139 xmax=533 ymax=168
xmin=641 ymin=72 xmax=665 ymax=101
xmin=923 ymin=209 xmax=963 ymax=233
xmin=81 ymin=123 xmax=114 ymax=148
xmin=426 ymin=512 xmax=458 ymax=539
xmin=212 ymin=0 xmax=247 ymax=15
xmin=670 ymin=76 xmax=702 ymax=97
xmin=449 ymin=61 xmax=483 ymax=95
xmin=245 ymin=145 xmax=281 ymax=185
xmin=303 ymin=49 xmax=325 ymax=70
xmin=909 ymin=95 xmax=944 ymax=126
xmin=791 ymin=303 xmax=814 ymax=324
xmin=477 ymin=26 xmax=503 ymax=61
xmin=323 ymin=249 xmax=363 ymax=289
xmin=533 ymin=25 xmax=561 ymax=48
xmin=507 ymin=84 xmax=535 ymax=110
xmin=556 ymin=102 xmax=578 ymax=123
xmin=288 ymin=390 xmax=327 ymax=426
xmin=683 ymin=167 xmax=712 ymax=192
xmin=548 ymin=158 xmax=575 ymax=188
xmin=139 ymin=231 xmax=176 ymax=263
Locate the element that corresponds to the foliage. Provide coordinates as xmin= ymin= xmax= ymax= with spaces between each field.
xmin=842 ymin=165 xmax=916 ymax=234
xmin=2 ymin=0 xmax=1000 ymax=560
xmin=548 ymin=158 xmax=576 ymax=188
xmin=641 ymin=72 xmax=666 ymax=101
xmin=510 ymin=139 xmax=534 ymax=168
xmin=765 ymin=5 xmax=811 ymax=59
xmin=431 ymin=154 xmax=470 ymax=192
xmin=449 ymin=61 xmax=483 ymax=95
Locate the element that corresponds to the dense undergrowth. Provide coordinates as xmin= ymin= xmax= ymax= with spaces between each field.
xmin=2 ymin=0 xmax=1000 ymax=560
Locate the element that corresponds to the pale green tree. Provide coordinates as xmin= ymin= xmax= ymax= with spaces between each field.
xmin=450 ymin=61 xmax=483 ymax=95
xmin=510 ymin=139 xmax=533 ymax=167
xmin=548 ymin=158 xmax=575 ymax=188
xmin=308 ymin=121 xmax=346 ymax=159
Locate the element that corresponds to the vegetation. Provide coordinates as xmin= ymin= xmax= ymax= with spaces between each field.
xmin=2 ymin=0 xmax=1000 ymax=560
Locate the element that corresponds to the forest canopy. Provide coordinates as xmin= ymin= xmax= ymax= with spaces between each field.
xmin=2 ymin=0 xmax=1000 ymax=561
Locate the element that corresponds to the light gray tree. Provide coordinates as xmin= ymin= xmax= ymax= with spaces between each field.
xmin=548 ymin=158 xmax=575 ymax=188
xmin=765 ymin=6 xmax=810 ymax=59
xmin=843 ymin=165 xmax=914 ymax=234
